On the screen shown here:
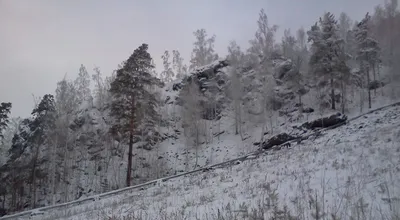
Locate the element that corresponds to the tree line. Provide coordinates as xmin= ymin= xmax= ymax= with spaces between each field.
xmin=0 ymin=0 xmax=399 ymax=215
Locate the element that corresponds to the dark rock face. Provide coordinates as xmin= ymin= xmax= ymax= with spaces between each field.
xmin=262 ymin=133 xmax=298 ymax=150
xmin=301 ymin=113 xmax=348 ymax=130
xmin=177 ymin=60 xmax=229 ymax=120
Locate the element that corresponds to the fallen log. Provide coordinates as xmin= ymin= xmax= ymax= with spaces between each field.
xmin=261 ymin=133 xmax=298 ymax=150
xmin=301 ymin=113 xmax=347 ymax=130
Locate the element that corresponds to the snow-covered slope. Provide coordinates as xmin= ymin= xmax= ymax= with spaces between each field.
xmin=16 ymin=103 xmax=400 ymax=220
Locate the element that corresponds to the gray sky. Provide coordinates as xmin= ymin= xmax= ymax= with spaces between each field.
xmin=0 ymin=0 xmax=382 ymax=117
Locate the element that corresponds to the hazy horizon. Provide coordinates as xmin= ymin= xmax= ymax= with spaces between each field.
xmin=0 ymin=0 xmax=382 ymax=117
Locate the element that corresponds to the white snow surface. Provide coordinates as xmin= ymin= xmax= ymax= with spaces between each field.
xmin=13 ymin=103 xmax=400 ymax=220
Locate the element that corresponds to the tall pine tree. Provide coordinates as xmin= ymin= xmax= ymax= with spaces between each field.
xmin=110 ymin=43 xmax=162 ymax=187
xmin=308 ymin=12 xmax=349 ymax=110
xmin=28 ymin=94 xmax=56 ymax=208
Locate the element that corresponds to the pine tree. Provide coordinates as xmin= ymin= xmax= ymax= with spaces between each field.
xmin=355 ymin=13 xmax=381 ymax=109
xmin=109 ymin=43 xmax=162 ymax=187
xmin=28 ymin=94 xmax=56 ymax=208
xmin=189 ymin=29 xmax=218 ymax=70
xmin=0 ymin=102 xmax=12 ymax=140
xmin=5 ymin=118 xmax=32 ymax=211
xmin=308 ymin=12 xmax=349 ymax=110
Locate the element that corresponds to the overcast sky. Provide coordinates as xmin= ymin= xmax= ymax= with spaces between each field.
xmin=0 ymin=0 xmax=382 ymax=117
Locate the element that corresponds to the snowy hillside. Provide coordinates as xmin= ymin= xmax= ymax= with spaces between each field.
xmin=13 ymin=102 xmax=400 ymax=220
xmin=1 ymin=54 xmax=399 ymax=219
xmin=1 ymin=2 xmax=400 ymax=218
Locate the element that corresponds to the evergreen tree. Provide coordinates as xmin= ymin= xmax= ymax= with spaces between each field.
xmin=0 ymin=102 xmax=12 ymax=140
xmin=109 ymin=43 xmax=162 ymax=187
xmin=28 ymin=94 xmax=56 ymax=208
xmin=355 ymin=13 xmax=381 ymax=108
xmin=308 ymin=12 xmax=349 ymax=110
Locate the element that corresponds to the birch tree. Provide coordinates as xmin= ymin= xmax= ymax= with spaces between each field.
xmin=74 ymin=64 xmax=91 ymax=105
xmin=189 ymin=29 xmax=218 ymax=70
xmin=161 ymin=50 xmax=175 ymax=82
xmin=355 ymin=13 xmax=381 ymax=109
xmin=172 ymin=50 xmax=186 ymax=80
xmin=227 ymin=41 xmax=245 ymax=135
xmin=181 ymin=80 xmax=202 ymax=170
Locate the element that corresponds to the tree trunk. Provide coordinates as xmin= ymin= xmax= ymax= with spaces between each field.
xmin=51 ymin=134 xmax=58 ymax=205
xmin=1 ymin=194 xmax=5 ymax=209
xmin=341 ymin=77 xmax=346 ymax=114
xmin=235 ymin=100 xmax=239 ymax=135
xmin=331 ymin=78 xmax=335 ymax=110
xmin=194 ymin=121 xmax=199 ymax=170
xmin=126 ymin=132 xmax=133 ymax=187
xmin=299 ymin=94 xmax=302 ymax=107
xmin=238 ymin=103 xmax=243 ymax=140
xmin=372 ymin=63 xmax=377 ymax=96
xmin=367 ymin=66 xmax=371 ymax=109
xmin=62 ymin=132 xmax=69 ymax=203
xmin=30 ymin=144 xmax=40 ymax=209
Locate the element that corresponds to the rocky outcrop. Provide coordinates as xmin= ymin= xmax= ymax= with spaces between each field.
xmin=177 ymin=60 xmax=229 ymax=120
xmin=173 ymin=59 xmax=229 ymax=93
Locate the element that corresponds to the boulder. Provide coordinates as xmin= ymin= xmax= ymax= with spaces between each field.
xmin=301 ymin=113 xmax=347 ymax=130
